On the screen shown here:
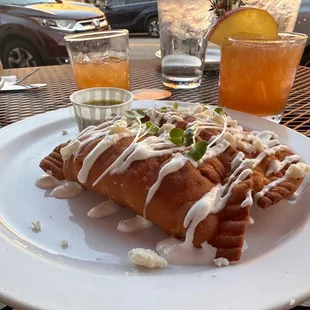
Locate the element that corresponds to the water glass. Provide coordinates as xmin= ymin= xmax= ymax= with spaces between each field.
xmin=157 ymin=0 xmax=214 ymax=89
xmin=245 ymin=0 xmax=302 ymax=32
xmin=65 ymin=30 xmax=130 ymax=90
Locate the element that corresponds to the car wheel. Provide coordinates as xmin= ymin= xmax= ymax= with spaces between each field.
xmin=2 ymin=39 xmax=43 ymax=69
xmin=147 ymin=17 xmax=160 ymax=38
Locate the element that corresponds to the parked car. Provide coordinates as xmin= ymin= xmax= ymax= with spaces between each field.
xmin=0 ymin=0 xmax=109 ymax=68
xmin=101 ymin=0 xmax=159 ymax=37
xmin=295 ymin=0 xmax=310 ymax=66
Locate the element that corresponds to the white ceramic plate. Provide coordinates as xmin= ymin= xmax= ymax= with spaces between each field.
xmin=1 ymin=101 xmax=310 ymax=310
xmin=155 ymin=44 xmax=221 ymax=70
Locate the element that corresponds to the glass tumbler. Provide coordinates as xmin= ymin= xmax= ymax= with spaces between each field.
xmin=219 ymin=32 xmax=308 ymax=123
xmin=245 ymin=0 xmax=302 ymax=32
xmin=65 ymin=30 xmax=130 ymax=90
xmin=157 ymin=0 xmax=214 ymax=89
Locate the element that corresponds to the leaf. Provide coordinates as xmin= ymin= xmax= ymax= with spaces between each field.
xmin=169 ymin=128 xmax=184 ymax=145
xmin=159 ymin=106 xmax=169 ymax=112
xmin=125 ymin=110 xmax=138 ymax=120
xmin=184 ymin=128 xmax=194 ymax=147
xmin=214 ymin=107 xmax=223 ymax=115
xmin=125 ymin=110 xmax=145 ymax=120
xmin=187 ymin=140 xmax=208 ymax=161
xmin=173 ymin=102 xmax=179 ymax=110
xmin=146 ymin=121 xmax=159 ymax=134
xmin=136 ymin=109 xmax=145 ymax=118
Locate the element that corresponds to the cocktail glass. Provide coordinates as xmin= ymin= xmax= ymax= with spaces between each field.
xmin=219 ymin=32 xmax=307 ymax=122
xmin=65 ymin=30 xmax=130 ymax=90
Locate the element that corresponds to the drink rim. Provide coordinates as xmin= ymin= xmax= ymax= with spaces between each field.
xmin=226 ymin=32 xmax=308 ymax=45
xmin=64 ymin=30 xmax=129 ymax=42
xmin=70 ymin=87 xmax=133 ymax=109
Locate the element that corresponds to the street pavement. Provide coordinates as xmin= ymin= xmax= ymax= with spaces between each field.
xmin=129 ymin=35 xmax=160 ymax=60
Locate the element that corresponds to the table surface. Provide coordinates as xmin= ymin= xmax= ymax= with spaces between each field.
xmin=2 ymin=59 xmax=310 ymax=137
xmin=1 ymin=60 xmax=310 ymax=310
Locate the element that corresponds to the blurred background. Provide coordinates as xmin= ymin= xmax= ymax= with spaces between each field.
xmin=0 ymin=0 xmax=309 ymax=68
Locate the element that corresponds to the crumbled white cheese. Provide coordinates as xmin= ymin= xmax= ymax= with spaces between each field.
xmin=193 ymin=105 xmax=204 ymax=114
xmin=286 ymin=163 xmax=310 ymax=180
xmin=31 ymin=220 xmax=41 ymax=232
xmin=212 ymin=113 xmax=224 ymax=125
xmin=159 ymin=123 xmax=175 ymax=134
xmin=223 ymin=132 xmax=236 ymax=145
xmin=62 ymin=130 xmax=68 ymax=136
xmin=227 ymin=118 xmax=238 ymax=128
xmin=61 ymin=240 xmax=68 ymax=249
xmin=110 ymin=120 xmax=132 ymax=135
xmin=249 ymin=217 xmax=255 ymax=225
xmin=252 ymin=137 xmax=264 ymax=153
xmin=213 ymin=257 xmax=230 ymax=267
xmin=290 ymin=299 xmax=295 ymax=307
xmin=128 ymin=248 xmax=168 ymax=268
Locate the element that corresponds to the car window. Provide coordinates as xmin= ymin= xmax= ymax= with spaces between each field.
xmin=0 ymin=0 xmax=56 ymax=4
xmin=107 ymin=0 xmax=125 ymax=7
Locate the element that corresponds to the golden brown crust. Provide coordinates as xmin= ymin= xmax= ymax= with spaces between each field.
xmin=39 ymin=142 xmax=68 ymax=180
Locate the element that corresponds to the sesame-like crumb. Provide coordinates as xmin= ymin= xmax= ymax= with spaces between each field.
xmin=61 ymin=240 xmax=68 ymax=249
xmin=31 ymin=220 xmax=41 ymax=232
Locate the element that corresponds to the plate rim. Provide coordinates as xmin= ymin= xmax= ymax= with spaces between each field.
xmin=1 ymin=102 xmax=310 ymax=310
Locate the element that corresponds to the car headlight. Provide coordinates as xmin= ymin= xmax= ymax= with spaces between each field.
xmin=35 ymin=18 xmax=77 ymax=32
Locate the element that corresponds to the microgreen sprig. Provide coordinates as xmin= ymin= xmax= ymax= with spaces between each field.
xmin=169 ymin=127 xmax=196 ymax=147
xmin=184 ymin=128 xmax=194 ymax=147
xmin=146 ymin=121 xmax=159 ymax=134
xmin=169 ymin=128 xmax=185 ymax=145
xmin=187 ymin=140 xmax=209 ymax=161
xmin=169 ymin=127 xmax=209 ymax=161
xmin=125 ymin=110 xmax=145 ymax=120
xmin=159 ymin=106 xmax=169 ymax=112
xmin=214 ymin=107 xmax=223 ymax=115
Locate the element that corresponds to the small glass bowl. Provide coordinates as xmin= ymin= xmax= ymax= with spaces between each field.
xmin=70 ymin=87 xmax=134 ymax=131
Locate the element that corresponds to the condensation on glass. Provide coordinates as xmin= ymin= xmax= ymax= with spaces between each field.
xmin=245 ymin=0 xmax=302 ymax=32
xmin=157 ymin=0 xmax=215 ymax=89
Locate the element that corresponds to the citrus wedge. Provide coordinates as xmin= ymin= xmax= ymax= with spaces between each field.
xmin=208 ymin=7 xmax=278 ymax=46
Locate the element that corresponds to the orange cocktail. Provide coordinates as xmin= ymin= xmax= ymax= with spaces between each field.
xmin=65 ymin=30 xmax=130 ymax=90
xmin=72 ymin=58 xmax=130 ymax=90
xmin=219 ymin=32 xmax=307 ymax=121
